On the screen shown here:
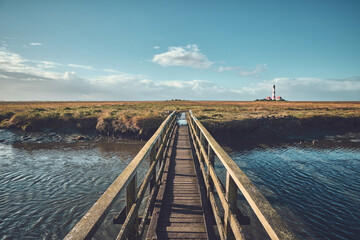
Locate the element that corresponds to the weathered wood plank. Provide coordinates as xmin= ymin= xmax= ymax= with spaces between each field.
xmin=138 ymin=123 xmax=178 ymax=239
xmin=147 ymin=125 xmax=211 ymax=240
xmin=158 ymin=218 xmax=205 ymax=223
xmin=188 ymin=120 xmax=225 ymax=240
xmin=157 ymin=226 xmax=207 ymax=232
xmin=224 ymin=172 xmax=237 ymax=239
xmin=125 ymin=175 xmax=137 ymax=240
xmin=146 ymin=124 xmax=179 ymax=240
xmin=156 ymin=231 xmax=208 ymax=239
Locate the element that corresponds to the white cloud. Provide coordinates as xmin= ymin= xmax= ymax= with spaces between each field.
xmin=1 ymin=48 xmax=359 ymax=101
xmin=153 ymin=46 xmax=160 ymax=49
xmin=29 ymin=42 xmax=42 ymax=46
xmin=68 ymin=64 xmax=94 ymax=70
xmin=231 ymin=77 xmax=360 ymax=100
xmin=0 ymin=48 xmax=63 ymax=79
xmin=0 ymin=49 xmax=25 ymax=67
xmin=35 ymin=61 xmax=61 ymax=69
xmin=152 ymin=44 xmax=213 ymax=69
xmin=272 ymin=77 xmax=360 ymax=92
xmin=0 ymin=49 xmax=237 ymax=100
xmin=103 ymin=68 xmax=120 ymax=73
xmin=218 ymin=64 xmax=267 ymax=77
xmin=92 ymin=73 xmax=145 ymax=85
xmin=218 ymin=66 xmax=237 ymax=72
xmin=64 ymin=71 xmax=78 ymax=80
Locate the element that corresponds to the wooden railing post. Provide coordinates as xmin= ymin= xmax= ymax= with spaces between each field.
xmin=157 ymin=138 xmax=162 ymax=162
xmin=149 ymin=147 xmax=156 ymax=192
xmin=200 ymin=133 xmax=205 ymax=163
xmin=224 ymin=172 xmax=237 ymax=239
xmin=126 ymin=174 xmax=138 ymax=239
xmin=160 ymin=130 xmax=165 ymax=160
xmin=195 ymin=124 xmax=200 ymax=139
xmin=207 ymin=145 xmax=215 ymax=198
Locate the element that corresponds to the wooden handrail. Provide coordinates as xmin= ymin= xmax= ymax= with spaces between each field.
xmin=65 ymin=111 xmax=177 ymax=240
xmin=188 ymin=110 xmax=298 ymax=240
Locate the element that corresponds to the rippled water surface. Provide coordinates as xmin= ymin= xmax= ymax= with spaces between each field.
xmin=0 ymin=131 xmax=144 ymax=240
xmin=1 ymin=128 xmax=360 ymax=239
xmin=226 ymin=144 xmax=360 ymax=240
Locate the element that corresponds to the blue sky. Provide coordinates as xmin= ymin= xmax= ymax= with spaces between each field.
xmin=1 ymin=0 xmax=360 ymax=101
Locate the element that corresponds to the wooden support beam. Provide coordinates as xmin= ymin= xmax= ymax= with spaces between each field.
xmin=113 ymin=206 xmax=126 ymax=224
xmin=225 ymin=172 xmax=237 ymax=239
xmin=209 ymin=191 xmax=225 ymax=240
xmin=126 ymin=174 xmax=137 ymax=240
xmin=207 ymin=145 xmax=215 ymax=198
xmin=149 ymin=147 xmax=156 ymax=192
xmin=200 ymin=132 xmax=206 ymax=164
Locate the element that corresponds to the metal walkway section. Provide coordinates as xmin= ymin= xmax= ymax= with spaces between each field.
xmin=146 ymin=125 xmax=209 ymax=239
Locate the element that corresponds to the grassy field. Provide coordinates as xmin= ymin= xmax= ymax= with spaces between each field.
xmin=1 ymin=101 xmax=359 ymax=139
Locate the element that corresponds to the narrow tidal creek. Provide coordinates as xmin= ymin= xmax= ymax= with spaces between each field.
xmin=0 ymin=129 xmax=359 ymax=239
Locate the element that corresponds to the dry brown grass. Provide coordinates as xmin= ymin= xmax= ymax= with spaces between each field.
xmin=0 ymin=101 xmax=359 ymax=135
xmin=188 ymin=101 xmax=360 ymax=121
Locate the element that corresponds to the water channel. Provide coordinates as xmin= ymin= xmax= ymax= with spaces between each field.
xmin=0 ymin=128 xmax=359 ymax=239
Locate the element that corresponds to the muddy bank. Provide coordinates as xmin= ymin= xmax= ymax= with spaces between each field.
xmin=1 ymin=114 xmax=360 ymax=147
xmin=0 ymin=129 xmax=116 ymax=145
xmin=201 ymin=116 xmax=360 ymax=148
xmin=0 ymin=115 xmax=166 ymax=142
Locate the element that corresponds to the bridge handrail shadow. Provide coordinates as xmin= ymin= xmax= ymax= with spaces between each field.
xmin=65 ymin=110 xmax=177 ymax=240
xmin=188 ymin=110 xmax=298 ymax=240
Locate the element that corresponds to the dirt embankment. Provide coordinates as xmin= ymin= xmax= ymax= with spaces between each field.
xmin=202 ymin=116 xmax=360 ymax=146
xmin=1 ymin=112 xmax=166 ymax=140
xmin=1 ymin=101 xmax=360 ymax=142
xmin=3 ymin=114 xmax=360 ymax=143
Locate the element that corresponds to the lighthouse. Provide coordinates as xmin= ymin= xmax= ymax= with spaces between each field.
xmin=272 ymin=85 xmax=276 ymax=100
xmin=258 ymin=84 xmax=285 ymax=101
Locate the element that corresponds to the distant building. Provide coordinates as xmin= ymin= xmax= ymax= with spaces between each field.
xmin=272 ymin=85 xmax=276 ymax=100
xmin=255 ymin=85 xmax=286 ymax=101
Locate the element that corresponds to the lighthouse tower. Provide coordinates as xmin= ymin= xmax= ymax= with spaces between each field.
xmin=272 ymin=85 xmax=276 ymax=100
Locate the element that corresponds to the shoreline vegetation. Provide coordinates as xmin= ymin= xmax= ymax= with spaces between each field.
xmin=1 ymin=101 xmax=360 ymax=145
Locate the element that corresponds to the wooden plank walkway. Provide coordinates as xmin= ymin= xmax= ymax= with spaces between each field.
xmin=65 ymin=111 xmax=296 ymax=240
xmin=65 ymin=111 xmax=297 ymax=240
xmin=146 ymin=125 xmax=212 ymax=240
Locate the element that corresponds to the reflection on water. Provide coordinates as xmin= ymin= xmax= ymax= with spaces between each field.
xmin=226 ymin=144 xmax=360 ymax=240
xmin=178 ymin=112 xmax=187 ymax=126
xmin=0 ymin=134 xmax=144 ymax=239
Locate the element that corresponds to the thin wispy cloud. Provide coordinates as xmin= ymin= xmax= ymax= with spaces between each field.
xmin=218 ymin=64 xmax=268 ymax=77
xmin=152 ymin=44 xmax=213 ymax=69
xmin=35 ymin=61 xmax=61 ymax=69
xmin=29 ymin=42 xmax=42 ymax=46
xmin=153 ymin=46 xmax=160 ymax=49
xmin=0 ymin=48 xmax=62 ymax=79
xmin=68 ymin=64 xmax=94 ymax=70
xmin=218 ymin=66 xmax=236 ymax=72
xmin=103 ymin=68 xmax=120 ymax=74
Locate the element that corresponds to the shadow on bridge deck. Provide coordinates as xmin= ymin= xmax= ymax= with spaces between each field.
xmin=146 ymin=125 xmax=218 ymax=240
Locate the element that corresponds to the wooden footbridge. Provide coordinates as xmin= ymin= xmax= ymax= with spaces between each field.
xmin=65 ymin=111 xmax=297 ymax=240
